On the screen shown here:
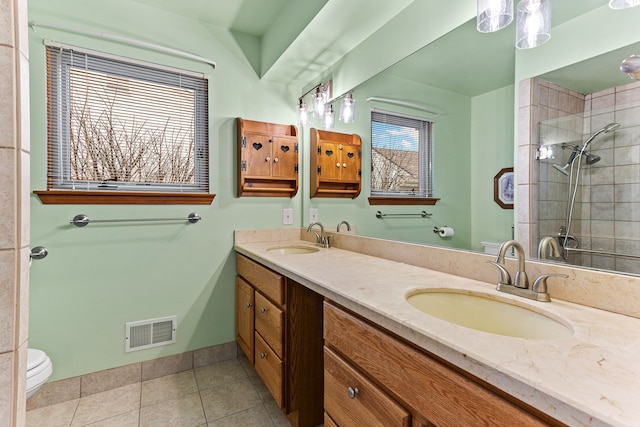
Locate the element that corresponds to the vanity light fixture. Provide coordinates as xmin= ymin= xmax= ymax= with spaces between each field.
xmin=313 ymin=86 xmax=327 ymax=118
xmin=297 ymin=98 xmax=310 ymax=127
xmin=323 ymin=105 xmax=335 ymax=130
xmin=477 ymin=0 xmax=514 ymax=33
xmin=515 ymin=0 xmax=552 ymax=49
xmin=339 ymin=92 xmax=356 ymax=124
xmin=296 ymin=80 xmax=331 ymax=127
xmin=609 ymin=0 xmax=640 ymax=9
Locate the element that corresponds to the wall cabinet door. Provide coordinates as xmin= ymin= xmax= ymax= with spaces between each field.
xmin=310 ymin=128 xmax=362 ymax=198
xmin=242 ymin=132 xmax=273 ymax=178
xmin=271 ymin=135 xmax=298 ymax=179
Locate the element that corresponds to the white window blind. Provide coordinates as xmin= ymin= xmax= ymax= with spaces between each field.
xmin=46 ymin=45 xmax=209 ymax=193
xmin=371 ymin=110 xmax=433 ymax=197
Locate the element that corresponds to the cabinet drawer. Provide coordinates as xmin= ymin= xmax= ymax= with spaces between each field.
xmin=324 ymin=302 xmax=549 ymax=427
xmin=324 ymin=412 xmax=339 ymax=427
xmin=255 ymin=332 xmax=284 ymax=408
xmin=255 ymin=292 xmax=284 ymax=357
xmin=324 ymin=347 xmax=410 ymax=427
xmin=236 ymin=254 xmax=284 ymax=305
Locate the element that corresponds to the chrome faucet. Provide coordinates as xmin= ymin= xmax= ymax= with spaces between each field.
xmin=307 ymin=222 xmax=330 ymax=248
xmin=537 ymin=236 xmax=561 ymax=260
xmin=486 ymin=239 xmax=567 ymax=302
xmin=337 ymin=221 xmax=351 ymax=232
xmin=496 ymin=240 xmax=529 ymax=289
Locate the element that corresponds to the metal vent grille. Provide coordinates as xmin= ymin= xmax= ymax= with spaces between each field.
xmin=125 ymin=316 xmax=176 ymax=352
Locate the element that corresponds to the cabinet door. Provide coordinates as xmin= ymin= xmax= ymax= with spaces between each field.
xmin=242 ymin=132 xmax=272 ymax=177
xmin=340 ymin=144 xmax=360 ymax=182
xmin=324 ymin=347 xmax=410 ymax=427
xmin=317 ymin=141 xmax=341 ymax=181
xmin=235 ymin=277 xmax=254 ymax=363
xmin=271 ymin=136 xmax=297 ymax=179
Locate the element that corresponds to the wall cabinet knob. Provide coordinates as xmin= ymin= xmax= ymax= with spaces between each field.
xmin=260 ymin=307 xmax=267 ymax=313
xmin=274 ymin=157 xmax=279 ymax=163
xmin=347 ymin=386 xmax=359 ymax=399
xmin=343 ymin=163 xmax=347 ymax=168
xmin=245 ymin=302 xmax=252 ymax=308
xmin=336 ymin=163 xmax=340 ymax=167
xmin=260 ymin=352 xmax=267 ymax=359
xmin=265 ymin=157 xmax=271 ymax=162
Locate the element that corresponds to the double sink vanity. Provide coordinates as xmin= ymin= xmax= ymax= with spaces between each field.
xmin=234 ymin=228 xmax=640 ymax=427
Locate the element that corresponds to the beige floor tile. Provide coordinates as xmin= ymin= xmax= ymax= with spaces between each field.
xmin=70 ymin=383 xmax=140 ymax=426
xmin=139 ymin=392 xmax=205 ymax=427
xmin=207 ymin=405 xmax=275 ymax=427
xmin=263 ymin=398 xmax=292 ymax=427
xmin=141 ymin=370 xmax=198 ymax=407
xmin=237 ymin=356 xmax=260 ymax=383
xmin=194 ymin=359 xmax=248 ymax=391
xmin=199 ymin=378 xmax=262 ymax=422
xmin=26 ymin=399 xmax=78 ymax=427
xmin=83 ymin=410 xmax=139 ymax=427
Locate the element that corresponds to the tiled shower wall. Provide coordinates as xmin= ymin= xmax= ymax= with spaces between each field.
xmin=0 ymin=0 xmax=30 ymax=425
xmin=522 ymin=77 xmax=640 ymax=275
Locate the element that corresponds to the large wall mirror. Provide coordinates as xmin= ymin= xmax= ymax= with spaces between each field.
xmin=302 ymin=1 xmax=640 ymax=277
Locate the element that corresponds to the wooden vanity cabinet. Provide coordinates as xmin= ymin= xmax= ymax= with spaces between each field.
xmin=310 ymin=128 xmax=361 ymax=198
xmin=323 ymin=301 xmax=561 ymax=427
xmin=235 ymin=254 xmax=324 ymax=427
xmin=237 ymin=118 xmax=299 ymax=197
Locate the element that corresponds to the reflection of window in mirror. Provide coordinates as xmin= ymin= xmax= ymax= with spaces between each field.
xmin=369 ymin=111 xmax=438 ymax=205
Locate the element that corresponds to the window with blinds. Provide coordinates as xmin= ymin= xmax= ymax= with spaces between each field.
xmin=371 ymin=110 xmax=433 ymax=197
xmin=46 ymin=45 xmax=209 ymax=193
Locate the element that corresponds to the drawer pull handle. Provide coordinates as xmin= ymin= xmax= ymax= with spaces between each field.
xmin=347 ymin=386 xmax=359 ymax=399
xmin=260 ymin=352 xmax=267 ymax=359
xmin=260 ymin=307 xmax=267 ymax=313
xmin=245 ymin=302 xmax=252 ymax=308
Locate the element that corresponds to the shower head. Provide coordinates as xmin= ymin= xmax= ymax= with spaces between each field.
xmin=585 ymin=152 xmax=601 ymax=165
xmin=582 ymin=122 xmax=620 ymax=149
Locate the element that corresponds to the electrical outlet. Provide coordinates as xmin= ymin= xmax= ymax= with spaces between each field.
xmin=283 ymin=208 xmax=293 ymax=225
xmin=309 ymin=208 xmax=319 ymax=223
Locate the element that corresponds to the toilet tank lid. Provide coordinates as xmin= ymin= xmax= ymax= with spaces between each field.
xmin=27 ymin=349 xmax=47 ymax=370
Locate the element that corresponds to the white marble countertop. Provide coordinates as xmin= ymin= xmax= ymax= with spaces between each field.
xmin=234 ymin=237 xmax=640 ymax=427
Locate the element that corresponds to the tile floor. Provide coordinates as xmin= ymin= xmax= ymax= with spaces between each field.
xmin=26 ymin=356 xmax=292 ymax=427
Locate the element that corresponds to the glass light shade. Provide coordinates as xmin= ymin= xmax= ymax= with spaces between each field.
xmin=323 ymin=105 xmax=335 ymax=130
xmin=477 ymin=0 xmax=514 ymax=33
xmin=297 ymin=98 xmax=309 ymax=126
xmin=621 ymin=55 xmax=640 ymax=80
xmin=339 ymin=93 xmax=355 ymax=124
xmin=609 ymin=0 xmax=640 ymax=9
xmin=313 ymin=87 xmax=326 ymax=118
xmin=516 ymin=0 xmax=551 ymax=49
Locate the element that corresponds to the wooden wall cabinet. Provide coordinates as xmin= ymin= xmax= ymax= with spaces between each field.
xmin=235 ymin=254 xmax=324 ymax=427
xmin=237 ymin=118 xmax=299 ymax=197
xmin=310 ymin=128 xmax=361 ymax=198
xmin=323 ymin=301 xmax=560 ymax=427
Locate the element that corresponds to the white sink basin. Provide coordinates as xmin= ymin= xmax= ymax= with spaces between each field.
xmin=406 ymin=289 xmax=573 ymax=340
xmin=266 ymin=245 xmax=320 ymax=255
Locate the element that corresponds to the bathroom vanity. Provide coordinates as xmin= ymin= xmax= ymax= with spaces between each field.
xmin=234 ymin=228 xmax=640 ymax=427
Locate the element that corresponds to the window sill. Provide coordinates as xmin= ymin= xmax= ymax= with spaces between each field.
xmin=368 ymin=196 xmax=440 ymax=206
xmin=34 ymin=190 xmax=216 ymax=205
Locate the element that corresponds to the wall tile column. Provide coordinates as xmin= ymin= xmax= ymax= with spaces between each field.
xmin=0 ymin=0 xmax=30 ymax=425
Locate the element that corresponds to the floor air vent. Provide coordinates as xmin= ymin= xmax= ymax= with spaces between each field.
xmin=125 ymin=315 xmax=176 ymax=352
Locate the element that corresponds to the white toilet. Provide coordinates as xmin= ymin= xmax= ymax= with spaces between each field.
xmin=26 ymin=348 xmax=53 ymax=399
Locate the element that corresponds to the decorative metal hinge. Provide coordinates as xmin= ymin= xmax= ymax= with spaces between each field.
xmin=317 ymin=146 xmax=322 ymax=155
xmin=358 ymin=169 xmax=362 ymax=177
xmin=294 ymin=143 xmax=299 ymax=153
xmin=241 ymin=160 xmax=247 ymax=171
xmin=358 ymin=150 xmax=362 ymax=158
xmin=241 ymin=137 xmax=247 ymax=148
xmin=317 ymin=166 xmax=322 ymax=175
xmin=294 ymin=164 xmax=299 ymax=173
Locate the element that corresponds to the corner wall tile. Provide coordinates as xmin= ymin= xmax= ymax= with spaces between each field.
xmin=0 ymin=351 xmax=14 ymax=423
xmin=0 ymin=46 xmax=16 ymax=149
xmin=0 ymin=0 xmax=13 ymax=47
xmin=15 ymin=342 xmax=27 ymax=427
xmin=141 ymin=352 xmax=193 ymax=382
xmin=194 ymin=342 xmax=237 ymax=368
xmin=26 ymin=377 xmax=80 ymax=411
xmin=80 ymin=362 xmax=141 ymax=397
xmin=0 ymin=249 xmax=16 ymax=353
xmin=0 ymin=148 xmax=16 ymax=249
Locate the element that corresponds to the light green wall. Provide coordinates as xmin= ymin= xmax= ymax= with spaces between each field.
xmin=470 ymin=85 xmax=515 ymax=251
xmin=28 ymin=0 xmax=302 ymax=380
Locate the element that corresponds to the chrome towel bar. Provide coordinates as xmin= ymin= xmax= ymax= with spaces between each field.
xmin=70 ymin=212 xmax=201 ymax=227
xmin=565 ymin=246 xmax=640 ymax=260
xmin=375 ymin=211 xmax=431 ymax=219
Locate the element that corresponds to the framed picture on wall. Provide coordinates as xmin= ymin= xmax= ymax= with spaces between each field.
xmin=494 ymin=167 xmax=514 ymax=209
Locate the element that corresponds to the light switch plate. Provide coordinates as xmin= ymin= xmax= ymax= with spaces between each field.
xmin=283 ymin=208 xmax=293 ymax=225
xmin=309 ymin=208 xmax=319 ymax=223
